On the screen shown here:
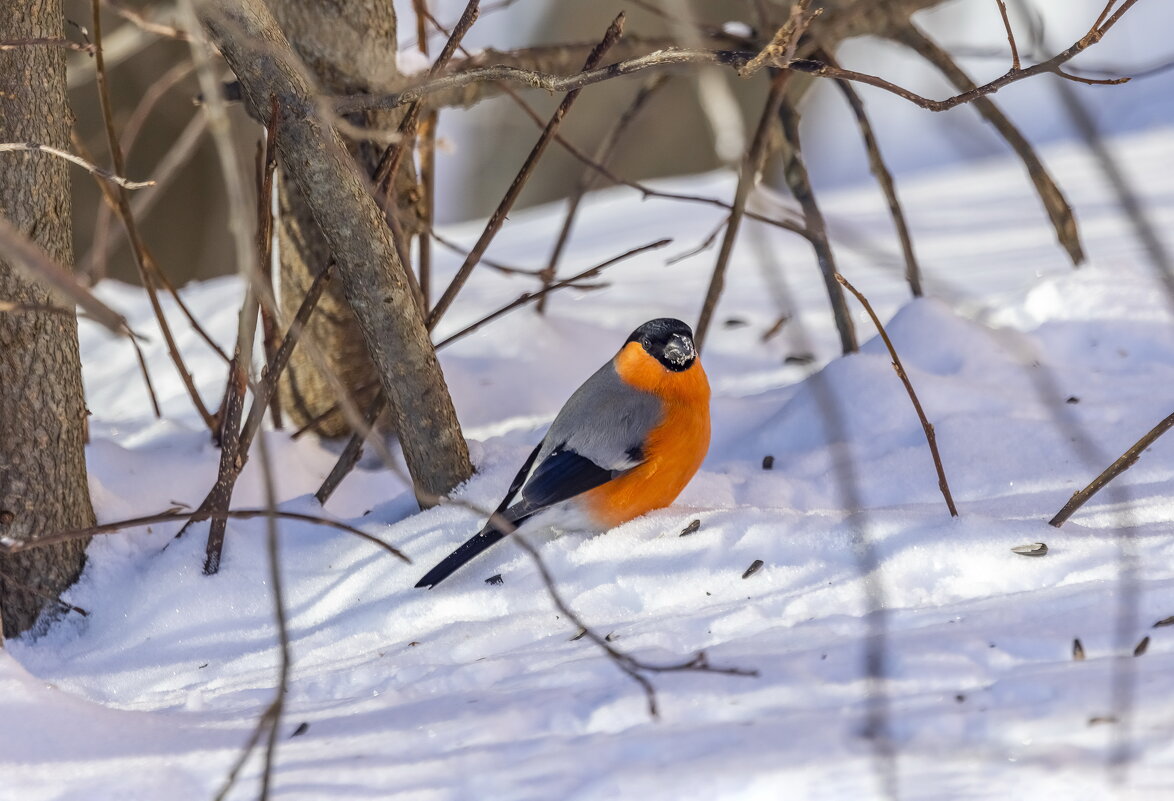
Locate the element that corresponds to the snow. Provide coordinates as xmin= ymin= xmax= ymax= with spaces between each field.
xmin=5 ymin=125 xmax=1174 ymax=800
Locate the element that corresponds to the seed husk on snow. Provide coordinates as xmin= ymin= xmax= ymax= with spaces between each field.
xmin=679 ymin=519 xmax=701 ymax=537
xmin=1073 ymin=638 xmax=1086 ymax=661
xmin=1011 ymin=542 xmax=1048 ymax=556
xmin=742 ymin=559 xmax=764 ymax=579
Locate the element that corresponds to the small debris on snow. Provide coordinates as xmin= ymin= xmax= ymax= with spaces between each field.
xmin=1011 ymin=542 xmax=1048 ymax=557
xmin=1153 ymin=615 xmax=1174 ymax=628
xmin=1134 ymin=636 xmax=1150 ymax=657
xmin=784 ymin=354 xmax=815 ymax=365
xmin=485 ymin=574 xmax=504 ymax=586
xmin=291 ymin=722 xmax=309 ymax=738
xmin=762 ymin=455 xmax=775 ymax=470
xmin=570 ymin=628 xmax=587 ymax=642
xmin=1065 ymin=396 xmax=1080 ymax=404
xmin=742 ymin=560 xmax=764 ymax=579
xmin=679 ymin=519 xmax=701 ymax=537
xmin=1073 ymin=639 xmax=1086 ymax=661
xmin=724 ymin=317 xmax=749 ymax=329
xmin=1088 ymin=716 xmax=1118 ymax=726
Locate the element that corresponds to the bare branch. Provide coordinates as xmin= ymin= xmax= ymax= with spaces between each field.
xmin=86 ymin=0 xmax=218 ymax=428
xmin=0 ymin=508 xmax=408 ymax=562
xmin=426 ymin=12 xmax=628 ymax=329
xmin=537 ymin=74 xmax=668 ymax=313
xmin=0 ymin=142 xmax=152 ymax=189
xmin=1050 ymin=410 xmax=1174 ymax=528
xmin=778 ymin=99 xmax=858 ymax=354
xmin=0 ymin=37 xmax=93 ymax=53
xmin=821 ymin=49 xmax=923 ymax=297
xmin=696 ymin=70 xmax=791 ymax=351
xmin=199 ymin=0 xmax=472 ymax=501
xmin=836 ymin=274 xmax=958 ymax=517
xmin=436 ymin=239 xmax=670 ymax=350
xmin=738 ymin=0 xmax=820 ymax=77
xmin=336 ymin=47 xmax=748 ymax=114
xmin=0 ymin=214 xmax=135 ymax=337
xmin=994 ymin=0 xmax=1021 ymax=70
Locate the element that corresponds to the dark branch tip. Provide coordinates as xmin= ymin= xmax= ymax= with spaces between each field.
xmin=788 ymin=59 xmax=824 ymax=73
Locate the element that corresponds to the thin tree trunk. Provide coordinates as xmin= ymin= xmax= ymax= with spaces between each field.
xmin=0 ymin=0 xmax=96 ymax=638
xmin=200 ymin=0 xmax=472 ymax=502
xmin=267 ymin=0 xmax=423 ymax=437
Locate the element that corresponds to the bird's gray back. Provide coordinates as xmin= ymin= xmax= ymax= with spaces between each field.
xmin=537 ymin=360 xmax=662 ymax=471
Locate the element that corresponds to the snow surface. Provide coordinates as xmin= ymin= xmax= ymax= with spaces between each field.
xmin=5 ymin=126 xmax=1174 ymax=800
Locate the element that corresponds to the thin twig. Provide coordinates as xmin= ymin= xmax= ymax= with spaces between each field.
xmin=73 ymin=128 xmax=230 ymax=363
xmin=435 ymin=239 xmax=669 ymax=350
xmin=1049 ymin=410 xmax=1174 ymax=527
xmin=419 ymin=11 xmax=807 ymax=243
xmin=0 ymin=215 xmax=136 ymax=337
xmin=994 ymin=0 xmax=1021 ymax=70
xmin=174 ymin=263 xmax=335 ymax=544
xmin=103 ymin=0 xmax=190 ymax=41
xmin=695 ymin=69 xmax=790 ymax=351
xmin=0 ymin=568 xmax=89 ymax=617
xmin=821 ymin=49 xmax=923 ymax=297
xmin=0 ymin=508 xmax=408 ymax=562
xmin=426 ymin=13 xmax=628 ymax=329
xmin=794 ymin=0 xmax=1137 ymax=111
xmin=417 ymin=108 xmax=439 ymax=304
xmin=257 ymin=104 xmax=283 ymax=429
xmin=509 ymin=530 xmax=756 ymax=718
xmin=295 ymin=238 xmax=666 ymax=441
xmin=85 ymin=59 xmax=197 ymax=283
xmin=0 ymin=142 xmax=153 ymax=189
xmin=86 ymin=1 xmax=217 ymax=428
xmin=314 ymin=392 xmax=389 ymax=505
xmin=254 ymin=426 xmax=288 ymax=800
xmin=430 ymin=230 xmax=543 ymax=275
xmin=778 ymin=99 xmax=858 ymax=354
xmin=891 ymin=24 xmax=1086 ymax=268
xmin=336 ymin=47 xmax=749 ymax=114
xmin=836 ymin=273 xmax=958 ymax=517
xmin=667 ymin=219 xmax=726 ymax=266
xmin=342 ymin=0 xmax=1136 ymax=117
xmin=537 ymin=74 xmax=668 ymax=313
xmin=0 ymin=37 xmax=94 ymax=53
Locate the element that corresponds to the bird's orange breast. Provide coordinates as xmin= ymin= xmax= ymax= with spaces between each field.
xmin=581 ymin=342 xmax=711 ymax=527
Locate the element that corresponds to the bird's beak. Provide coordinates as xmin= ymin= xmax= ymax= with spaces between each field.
xmin=663 ymin=334 xmax=695 ymax=366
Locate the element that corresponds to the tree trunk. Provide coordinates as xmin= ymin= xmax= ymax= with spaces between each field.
xmin=267 ymin=0 xmax=424 ymax=436
xmin=200 ymin=0 xmax=472 ymax=502
xmin=0 ymin=0 xmax=96 ymax=638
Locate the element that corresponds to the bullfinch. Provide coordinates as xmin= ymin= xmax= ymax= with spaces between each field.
xmin=415 ymin=318 xmax=710 ymax=589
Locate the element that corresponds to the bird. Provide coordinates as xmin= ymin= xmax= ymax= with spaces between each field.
xmin=415 ymin=318 xmax=710 ymax=589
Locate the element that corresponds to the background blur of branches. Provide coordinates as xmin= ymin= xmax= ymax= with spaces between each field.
xmin=64 ymin=0 xmax=1173 ymax=286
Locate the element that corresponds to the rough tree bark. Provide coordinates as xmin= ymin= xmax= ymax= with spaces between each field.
xmin=267 ymin=0 xmax=423 ymax=436
xmin=199 ymin=0 xmax=472 ymax=501
xmin=0 ymin=0 xmax=97 ymax=638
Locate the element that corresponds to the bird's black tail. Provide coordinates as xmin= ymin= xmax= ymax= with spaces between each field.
xmin=414 ymin=527 xmax=504 ymax=588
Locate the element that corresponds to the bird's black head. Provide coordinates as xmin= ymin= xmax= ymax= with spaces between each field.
xmin=626 ymin=318 xmax=697 ymax=372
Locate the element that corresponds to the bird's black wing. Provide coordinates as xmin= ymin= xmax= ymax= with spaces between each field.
xmin=414 ymin=446 xmax=626 ymax=589
xmin=493 ymin=442 xmax=542 ymax=515
xmin=516 ymin=446 xmax=619 ymax=510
